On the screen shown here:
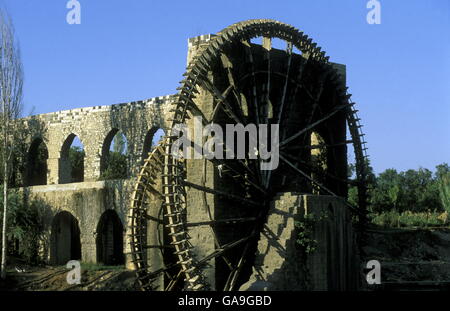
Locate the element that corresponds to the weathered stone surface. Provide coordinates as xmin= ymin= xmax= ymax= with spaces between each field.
xmin=20 ymin=96 xmax=174 ymax=185
xmin=22 ymin=180 xmax=134 ymax=264
xmin=15 ymin=95 xmax=175 ymax=267
xmin=240 ymin=193 xmax=358 ymax=291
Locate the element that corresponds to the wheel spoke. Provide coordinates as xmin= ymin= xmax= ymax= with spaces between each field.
xmin=243 ymin=40 xmax=260 ymax=126
xmin=209 ymin=84 xmax=234 ymax=121
xmin=200 ymin=76 xmax=244 ymax=125
xmin=165 ymin=269 xmax=184 ymax=291
xmin=279 ymin=152 xmax=338 ymax=197
xmin=265 ymin=40 xmax=293 ymax=189
xmin=281 ymin=151 xmax=355 ymax=185
xmin=286 ymin=139 xmax=354 ymax=151
xmin=197 ymin=234 xmax=255 ymax=265
xmin=279 ymin=103 xmax=351 ymax=148
xmin=183 ymin=180 xmax=261 ymax=207
xmin=186 ymin=217 xmax=258 ymax=227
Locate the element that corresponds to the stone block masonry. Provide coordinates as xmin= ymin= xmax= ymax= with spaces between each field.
xmin=16 ymin=95 xmax=175 ymax=266
xmin=20 ymin=95 xmax=175 ymax=185
xmin=240 ymin=193 xmax=358 ymax=291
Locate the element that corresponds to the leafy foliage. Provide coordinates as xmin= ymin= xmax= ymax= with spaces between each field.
xmin=295 ymin=214 xmax=318 ymax=254
xmin=112 ymin=132 xmax=126 ymax=154
xmin=0 ymin=188 xmax=50 ymax=264
xmin=371 ymin=210 xmax=444 ymax=228
xmin=99 ymin=151 xmax=127 ymax=180
xmin=295 ymin=212 xmax=328 ymax=254
xmin=436 ymin=164 xmax=450 ymax=213
xmin=69 ymin=146 xmax=84 ymax=182
xmin=349 ymin=163 xmax=449 ymax=214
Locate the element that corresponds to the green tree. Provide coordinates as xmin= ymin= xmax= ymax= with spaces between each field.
xmin=0 ymin=10 xmax=24 ymax=279
xmin=436 ymin=163 xmax=450 ymax=213
xmin=99 ymin=151 xmax=127 ymax=180
xmin=100 ymin=132 xmax=127 ymax=180
xmin=398 ymin=168 xmax=438 ymax=212
xmin=370 ymin=169 xmax=401 ymax=213
xmin=69 ymin=146 xmax=84 ymax=182
xmin=347 ymin=159 xmax=376 ymax=209
xmin=0 ymin=189 xmax=50 ymax=264
xmin=112 ymin=132 xmax=126 ymax=154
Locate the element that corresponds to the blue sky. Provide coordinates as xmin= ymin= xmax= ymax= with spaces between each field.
xmin=1 ymin=0 xmax=449 ymax=174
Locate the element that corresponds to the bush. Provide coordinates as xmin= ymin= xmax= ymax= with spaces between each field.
xmin=351 ymin=163 xmax=449 ymax=215
xmin=0 ymin=189 xmax=50 ymax=264
xmin=370 ymin=210 xmax=443 ymax=228
xmin=99 ymin=151 xmax=127 ymax=180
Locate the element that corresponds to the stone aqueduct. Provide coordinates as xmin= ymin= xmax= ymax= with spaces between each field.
xmin=18 ymin=94 xmax=175 ymax=265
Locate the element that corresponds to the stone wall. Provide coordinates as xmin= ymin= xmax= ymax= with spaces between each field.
xmin=21 ymin=95 xmax=174 ymax=186
xmin=240 ymin=193 xmax=358 ymax=291
xmin=16 ymin=95 xmax=174 ymax=265
xmin=22 ymin=180 xmax=134 ymax=264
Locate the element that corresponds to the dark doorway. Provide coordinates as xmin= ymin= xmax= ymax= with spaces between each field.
xmin=96 ymin=210 xmax=124 ymax=265
xmin=50 ymin=211 xmax=81 ymax=265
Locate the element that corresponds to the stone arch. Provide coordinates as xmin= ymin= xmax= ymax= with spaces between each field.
xmin=100 ymin=129 xmax=128 ymax=180
xmin=142 ymin=127 xmax=165 ymax=162
xmin=50 ymin=211 xmax=81 ymax=265
xmin=96 ymin=210 xmax=124 ymax=265
xmin=26 ymin=138 xmax=48 ymax=186
xmin=59 ymin=133 xmax=85 ymax=184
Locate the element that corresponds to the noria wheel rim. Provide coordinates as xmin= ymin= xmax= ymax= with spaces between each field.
xmin=129 ymin=19 xmax=369 ymax=291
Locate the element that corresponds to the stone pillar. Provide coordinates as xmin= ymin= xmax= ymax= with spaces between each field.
xmin=47 ymin=157 xmax=59 ymax=184
xmin=58 ymin=157 xmax=72 ymax=184
xmin=187 ymin=34 xmax=216 ymax=67
xmin=303 ymin=195 xmax=358 ymax=290
xmin=240 ymin=193 xmax=358 ymax=291
xmin=84 ymin=147 xmax=101 ymax=182
xmin=185 ymin=88 xmax=217 ymax=288
xmin=184 ymin=36 xmax=220 ymax=288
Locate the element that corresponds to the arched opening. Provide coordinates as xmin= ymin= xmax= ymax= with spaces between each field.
xmin=27 ymin=138 xmax=48 ymax=186
xmin=59 ymin=134 xmax=85 ymax=184
xmin=50 ymin=211 xmax=81 ymax=265
xmin=96 ymin=210 xmax=124 ymax=265
xmin=100 ymin=129 xmax=128 ymax=180
xmin=142 ymin=127 xmax=165 ymax=162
